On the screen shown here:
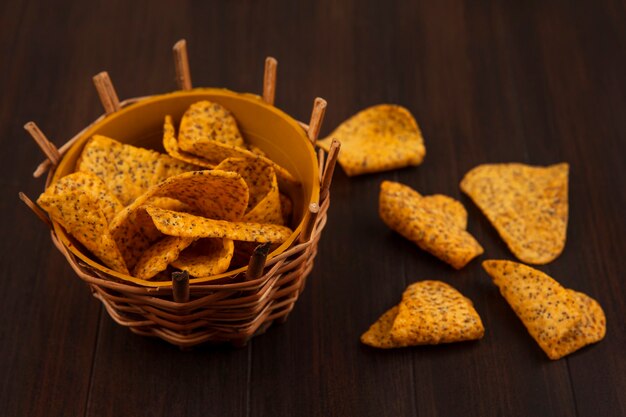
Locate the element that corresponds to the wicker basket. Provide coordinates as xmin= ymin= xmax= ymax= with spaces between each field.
xmin=20 ymin=41 xmax=340 ymax=348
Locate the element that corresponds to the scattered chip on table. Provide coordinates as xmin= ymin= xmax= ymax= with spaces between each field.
xmin=360 ymin=306 xmax=400 ymax=349
xmin=171 ymin=238 xmax=235 ymax=277
xmin=391 ymin=280 xmax=485 ymax=346
xmin=361 ymin=281 xmax=484 ymax=348
xmin=216 ymin=157 xmax=283 ymax=225
xmin=460 ymin=163 xmax=569 ymax=264
xmin=76 ymin=135 xmax=198 ymax=206
xmin=379 ymin=181 xmax=483 ymax=269
xmin=133 ymin=236 xmax=195 ymax=279
xmin=482 ymin=260 xmax=605 ymax=360
xmin=318 ymin=104 xmax=426 ymax=176
xmin=163 ymin=115 xmax=215 ymax=168
xmin=146 ymin=206 xmax=293 ymax=243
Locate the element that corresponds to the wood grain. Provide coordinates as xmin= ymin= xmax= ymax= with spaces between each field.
xmin=1 ymin=0 xmax=624 ymax=416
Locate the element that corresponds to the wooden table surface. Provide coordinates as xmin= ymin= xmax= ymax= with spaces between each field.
xmin=2 ymin=1 xmax=625 ymax=416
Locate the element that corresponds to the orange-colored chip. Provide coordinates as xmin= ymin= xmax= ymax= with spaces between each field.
xmin=176 ymin=101 xmax=298 ymax=186
xmin=360 ymin=306 xmax=400 ymax=349
xmin=146 ymin=206 xmax=293 ymax=243
xmin=41 ymin=171 xmax=123 ymax=222
xmin=38 ymin=190 xmax=128 ymax=274
xmin=483 ymin=260 xmax=605 ymax=360
xmin=76 ymin=135 xmax=198 ymax=206
xmin=109 ymin=170 xmax=249 ymax=269
xmin=361 ymin=281 xmax=484 ymax=348
xmin=163 ymin=115 xmax=215 ymax=168
xmin=178 ymin=100 xmax=246 ymax=149
xmin=379 ymin=181 xmax=483 ymax=269
xmin=171 ymin=238 xmax=234 ymax=277
xmin=318 ymin=104 xmax=426 ymax=176
xmin=215 ymin=158 xmax=283 ymax=224
xmin=461 ymin=163 xmax=569 ymax=264
xmin=390 ymin=281 xmax=485 ymax=346
xmin=133 ymin=236 xmax=195 ymax=279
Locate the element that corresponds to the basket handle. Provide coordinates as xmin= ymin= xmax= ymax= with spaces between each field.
xmin=172 ymin=271 xmax=190 ymax=302
xmin=320 ymin=139 xmax=340 ymax=202
xmin=246 ymin=243 xmax=271 ymax=281
xmin=18 ymin=192 xmax=52 ymax=229
xmin=93 ymin=71 xmax=121 ymax=114
xmin=263 ymin=57 xmax=278 ymax=105
xmin=307 ymin=97 xmax=327 ymax=145
xmin=24 ymin=121 xmax=61 ymax=166
xmin=173 ymin=39 xmax=192 ymax=90
xmin=299 ymin=203 xmax=320 ymax=243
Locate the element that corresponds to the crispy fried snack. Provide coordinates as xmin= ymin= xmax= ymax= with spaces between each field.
xmin=379 ymin=181 xmax=483 ymax=269
xmin=483 ymin=260 xmax=605 ymax=360
xmin=318 ymin=105 xmax=426 ymax=176
xmin=461 ymin=163 xmax=569 ymax=264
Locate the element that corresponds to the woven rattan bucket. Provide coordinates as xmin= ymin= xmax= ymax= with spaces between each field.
xmin=21 ymin=42 xmax=340 ymax=348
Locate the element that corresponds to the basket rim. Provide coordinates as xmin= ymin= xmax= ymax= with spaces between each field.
xmin=47 ymin=87 xmax=320 ymax=288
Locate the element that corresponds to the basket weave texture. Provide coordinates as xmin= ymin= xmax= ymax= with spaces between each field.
xmin=41 ymin=96 xmax=331 ymax=348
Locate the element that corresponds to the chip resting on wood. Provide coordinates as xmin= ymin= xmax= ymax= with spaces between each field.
xmin=461 ymin=163 xmax=569 ymax=264
xmin=361 ymin=280 xmax=485 ymax=348
xmin=318 ymin=104 xmax=426 ymax=176
xmin=379 ymin=181 xmax=483 ymax=269
xmin=482 ymin=260 xmax=605 ymax=360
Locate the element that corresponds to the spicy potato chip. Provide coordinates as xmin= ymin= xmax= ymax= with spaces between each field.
xmin=163 ymin=115 xmax=215 ymax=168
xmin=41 ymin=171 xmax=123 ymax=223
xmin=178 ymin=100 xmax=246 ymax=150
xmin=461 ymin=163 xmax=569 ymax=264
xmin=133 ymin=236 xmax=195 ymax=279
xmin=379 ymin=181 xmax=483 ymax=269
xmin=361 ymin=281 xmax=484 ymax=348
xmin=77 ymin=135 xmax=198 ymax=206
xmin=390 ymin=281 xmax=485 ymax=346
xmin=318 ymin=104 xmax=426 ymax=176
xmin=215 ymin=157 xmax=283 ymax=225
xmin=482 ymin=260 xmax=605 ymax=360
xmin=109 ymin=170 xmax=249 ymax=269
xmin=360 ymin=306 xmax=400 ymax=349
xmin=171 ymin=238 xmax=234 ymax=277
xmin=176 ymin=101 xmax=298 ymax=186
xmin=38 ymin=190 xmax=128 ymax=274
xmin=145 ymin=206 xmax=293 ymax=243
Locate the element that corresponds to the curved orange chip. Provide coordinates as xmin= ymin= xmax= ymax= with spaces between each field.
xmin=133 ymin=236 xmax=195 ymax=280
xmin=41 ymin=171 xmax=123 ymax=223
xmin=109 ymin=170 xmax=249 ymax=269
xmin=163 ymin=115 xmax=215 ymax=168
xmin=361 ymin=306 xmax=400 ymax=349
xmin=38 ymin=190 xmax=128 ymax=274
xmin=171 ymin=238 xmax=234 ymax=277
xmin=176 ymin=100 xmax=298 ymax=185
xmin=216 ymin=157 xmax=283 ymax=225
xmin=77 ymin=135 xmax=198 ymax=206
xmin=318 ymin=104 xmax=426 ymax=176
xmin=379 ymin=181 xmax=483 ymax=269
xmin=483 ymin=260 xmax=606 ymax=360
xmin=461 ymin=163 xmax=569 ymax=264
xmin=146 ymin=206 xmax=292 ymax=243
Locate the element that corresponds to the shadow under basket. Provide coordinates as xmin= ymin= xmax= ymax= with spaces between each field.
xmin=28 ymin=87 xmax=337 ymax=348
